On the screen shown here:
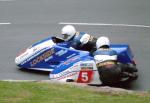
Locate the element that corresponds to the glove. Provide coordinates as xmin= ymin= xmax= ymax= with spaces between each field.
xmin=80 ymin=34 xmax=91 ymax=45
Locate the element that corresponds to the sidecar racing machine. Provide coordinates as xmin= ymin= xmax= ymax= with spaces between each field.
xmin=15 ymin=36 xmax=138 ymax=85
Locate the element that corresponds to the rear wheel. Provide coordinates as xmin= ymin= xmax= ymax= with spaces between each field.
xmin=120 ymin=72 xmax=138 ymax=82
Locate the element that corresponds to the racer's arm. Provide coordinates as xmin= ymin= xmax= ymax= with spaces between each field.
xmin=80 ymin=34 xmax=91 ymax=45
xmin=80 ymin=34 xmax=97 ymax=52
xmin=80 ymin=34 xmax=97 ymax=46
xmin=71 ymin=33 xmax=96 ymax=50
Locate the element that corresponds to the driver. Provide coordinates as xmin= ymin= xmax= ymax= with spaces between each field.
xmin=60 ymin=25 xmax=97 ymax=51
xmin=93 ymin=36 xmax=137 ymax=85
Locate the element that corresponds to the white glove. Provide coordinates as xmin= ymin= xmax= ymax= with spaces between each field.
xmin=80 ymin=34 xmax=90 ymax=45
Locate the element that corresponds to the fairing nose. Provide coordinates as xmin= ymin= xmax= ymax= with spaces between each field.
xmin=14 ymin=49 xmax=28 ymax=65
xmin=15 ymin=56 xmax=21 ymax=65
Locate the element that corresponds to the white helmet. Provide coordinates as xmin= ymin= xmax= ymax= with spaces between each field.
xmin=61 ymin=25 xmax=76 ymax=41
xmin=96 ymin=36 xmax=110 ymax=49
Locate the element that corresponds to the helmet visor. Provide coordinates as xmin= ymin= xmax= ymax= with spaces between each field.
xmin=59 ymin=34 xmax=71 ymax=41
xmin=62 ymin=34 xmax=69 ymax=39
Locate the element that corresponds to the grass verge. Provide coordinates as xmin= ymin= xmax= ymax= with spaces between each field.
xmin=0 ymin=81 xmax=150 ymax=103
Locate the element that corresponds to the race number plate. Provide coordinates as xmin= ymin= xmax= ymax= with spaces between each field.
xmin=77 ymin=70 xmax=93 ymax=83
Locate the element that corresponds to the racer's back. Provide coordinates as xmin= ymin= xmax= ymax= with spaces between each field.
xmin=93 ymin=48 xmax=122 ymax=85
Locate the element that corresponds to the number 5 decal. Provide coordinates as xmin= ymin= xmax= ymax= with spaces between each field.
xmin=77 ymin=70 xmax=93 ymax=83
xmin=81 ymin=72 xmax=88 ymax=82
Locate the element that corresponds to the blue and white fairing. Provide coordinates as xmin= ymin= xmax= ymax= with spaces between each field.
xmin=15 ymin=36 xmax=135 ymax=83
xmin=15 ymin=37 xmax=56 ymax=71
xmin=15 ymin=37 xmax=91 ymax=71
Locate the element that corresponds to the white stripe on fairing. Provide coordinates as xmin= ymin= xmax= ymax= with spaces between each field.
xmin=29 ymin=68 xmax=53 ymax=72
xmin=0 ymin=23 xmax=11 ymax=25
xmin=59 ymin=22 xmax=150 ymax=28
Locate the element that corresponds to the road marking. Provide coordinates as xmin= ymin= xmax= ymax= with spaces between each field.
xmin=59 ymin=22 xmax=150 ymax=28
xmin=0 ymin=0 xmax=14 ymax=1
xmin=0 ymin=23 xmax=11 ymax=25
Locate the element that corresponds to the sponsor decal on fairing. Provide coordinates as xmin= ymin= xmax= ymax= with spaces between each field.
xmin=30 ymin=48 xmax=55 ymax=66
xmin=55 ymin=49 xmax=68 ymax=56
xmin=80 ymin=63 xmax=94 ymax=70
xmin=18 ymin=47 xmax=51 ymax=65
xmin=63 ymin=56 xmax=79 ymax=65
xmin=50 ymin=63 xmax=80 ymax=79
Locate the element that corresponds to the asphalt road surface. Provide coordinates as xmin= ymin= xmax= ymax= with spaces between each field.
xmin=0 ymin=0 xmax=150 ymax=91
